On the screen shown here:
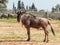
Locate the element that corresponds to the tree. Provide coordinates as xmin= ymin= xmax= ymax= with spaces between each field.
xmin=13 ymin=2 xmax=16 ymax=13
xmin=0 ymin=0 xmax=8 ymax=7
xmin=21 ymin=2 xmax=25 ymax=9
xmin=31 ymin=3 xmax=35 ymax=9
xmin=0 ymin=0 xmax=8 ymax=3
xmin=26 ymin=5 xmax=28 ymax=10
xmin=29 ymin=3 xmax=37 ymax=11
xmin=0 ymin=0 xmax=8 ymax=12
xmin=56 ymin=4 xmax=60 ymax=9
xmin=29 ymin=6 xmax=32 ymax=11
xmin=17 ymin=0 xmax=21 ymax=10
xmin=13 ymin=3 xmax=15 ymax=9
xmin=52 ymin=7 xmax=55 ymax=13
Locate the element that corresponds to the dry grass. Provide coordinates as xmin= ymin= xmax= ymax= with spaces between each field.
xmin=0 ymin=20 xmax=60 ymax=45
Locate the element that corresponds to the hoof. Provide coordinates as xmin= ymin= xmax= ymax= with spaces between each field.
xmin=46 ymin=40 xmax=49 ymax=43
xmin=43 ymin=39 xmax=46 ymax=42
xmin=27 ymin=39 xmax=30 ymax=41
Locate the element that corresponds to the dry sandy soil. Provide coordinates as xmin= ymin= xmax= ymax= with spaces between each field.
xmin=0 ymin=21 xmax=60 ymax=45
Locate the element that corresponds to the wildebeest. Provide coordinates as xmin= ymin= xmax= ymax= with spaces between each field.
xmin=0 ymin=13 xmax=8 ymax=19
xmin=0 ymin=13 xmax=16 ymax=19
xmin=8 ymin=13 xmax=16 ymax=18
xmin=17 ymin=10 xmax=55 ymax=43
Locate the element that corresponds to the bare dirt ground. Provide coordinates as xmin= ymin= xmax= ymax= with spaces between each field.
xmin=0 ymin=21 xmax=60 ymax=45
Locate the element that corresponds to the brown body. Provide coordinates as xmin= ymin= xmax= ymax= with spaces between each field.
xmin=17 ymin=10 xmax=55 ymax=43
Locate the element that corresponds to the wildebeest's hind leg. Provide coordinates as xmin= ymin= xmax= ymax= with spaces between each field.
xmin=43 ymin=27 xmax=49 ymax=42
xmin=26 ymin=27 xmax=30 ymax=41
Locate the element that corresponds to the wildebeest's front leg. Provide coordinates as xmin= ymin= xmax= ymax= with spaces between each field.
xmin=26 ymin=27 xmax=30 ymax=41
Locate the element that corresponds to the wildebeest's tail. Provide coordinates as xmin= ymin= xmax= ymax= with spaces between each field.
xmin=48 ymin=21 xmax=55 ymax=36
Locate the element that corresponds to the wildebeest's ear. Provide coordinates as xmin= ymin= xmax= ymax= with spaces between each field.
xmin=20 ymin=9 xmax=26 ymax=14
xmin=16 ymin=11 xmax=21 ymax=15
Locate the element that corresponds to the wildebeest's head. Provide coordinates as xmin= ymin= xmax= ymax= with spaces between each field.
xmin=16 ymin=9 xmax=26 ymax=22
xmin=17 ymin=9 xmax=26 ymax=15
